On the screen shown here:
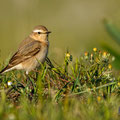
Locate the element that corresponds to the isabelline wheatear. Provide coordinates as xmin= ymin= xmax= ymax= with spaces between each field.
xmin=0 ymin=25 xmax=51 ymax=74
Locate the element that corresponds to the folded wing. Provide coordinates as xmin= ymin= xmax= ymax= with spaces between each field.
xmin=0 ymin=41 xmax=41 ymax=73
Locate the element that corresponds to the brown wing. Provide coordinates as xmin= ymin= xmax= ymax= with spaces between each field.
xmin=0 ymin=41 xmax=41 ymax=73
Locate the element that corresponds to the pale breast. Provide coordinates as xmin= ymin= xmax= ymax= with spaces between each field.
xmin=35 ymin=45 xmax=48 ymax=63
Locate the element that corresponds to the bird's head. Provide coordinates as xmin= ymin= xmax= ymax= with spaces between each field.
xmin=30 ymin=25 xmax=51 ymax=42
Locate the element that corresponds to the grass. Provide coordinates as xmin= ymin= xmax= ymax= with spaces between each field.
xmin=0 ymin=48 xmax=120 ymax=120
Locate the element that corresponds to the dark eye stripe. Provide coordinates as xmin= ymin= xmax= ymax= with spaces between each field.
xmin=38 ymin=32 xmax=41 ymax=34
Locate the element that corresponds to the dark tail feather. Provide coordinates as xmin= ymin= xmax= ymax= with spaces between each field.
xmin=0 ymin=65 xmax=9 ymax=74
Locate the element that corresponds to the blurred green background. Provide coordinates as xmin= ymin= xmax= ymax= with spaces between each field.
xmin=0 ymin=0 xmax=120 ymax=62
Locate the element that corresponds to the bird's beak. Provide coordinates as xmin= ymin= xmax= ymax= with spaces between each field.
xmin=47 ymin=31 xmax=51 ymax=34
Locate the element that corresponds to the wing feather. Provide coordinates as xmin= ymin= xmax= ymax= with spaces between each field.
xmin=0 ymin=41 xmax=41 ymax=73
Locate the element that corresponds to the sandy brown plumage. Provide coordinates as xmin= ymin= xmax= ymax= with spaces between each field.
xmin=0 ymin=25 xmax=51 ymax=74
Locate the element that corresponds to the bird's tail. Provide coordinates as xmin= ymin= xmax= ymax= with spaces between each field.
xmin=0 ymin=65 xmax=10 ymax=74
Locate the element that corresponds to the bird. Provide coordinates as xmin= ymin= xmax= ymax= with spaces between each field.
xmin=0 ymin=25 xmax=51 ymax=74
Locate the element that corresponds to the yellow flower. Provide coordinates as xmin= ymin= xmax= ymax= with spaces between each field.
xmin=108 ymin=64 xmax=112 ymax=69
xmin=91 ymin=53 xmax=93 ymax=57
xmin=103 ymin=52 xmax=107 ymax=57
xmin=118 ymin=82 xmax=120 ymax=86
xmin=66 ymin=53 xmax=70 ymax=57
xmin=93 ymin=48 xmax=97 ymax=52
xmin=84 ymin=52 xmax=88 ymax=56
xmin=97 ymin=96 xmax=101 ymax=102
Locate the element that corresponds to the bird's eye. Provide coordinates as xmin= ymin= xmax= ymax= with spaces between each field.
xmin=38 ymin=32 xmax=41 ymax=34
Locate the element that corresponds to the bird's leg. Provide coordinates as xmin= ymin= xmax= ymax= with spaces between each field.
xmin=25 ymin=71 xmax=30 ymax=84
xmin=25 ymin=71 xmax=35 ymax=100
xmin=25 ymin=71 xmax=34 ymax=91
xmin=25 ymin=72 xmax=33 ymax=91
